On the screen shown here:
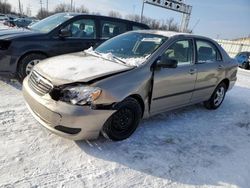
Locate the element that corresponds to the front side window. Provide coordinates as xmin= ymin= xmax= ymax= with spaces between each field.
xmin=162 ymin=40 xmax=193 ymax=65
xmin=196 ymin=40 xmax=222 ymax=63
xmin=101 ymin=20 xmax=127 ymax=38
xmin=63 ymin=19 xmax=96 ymax=39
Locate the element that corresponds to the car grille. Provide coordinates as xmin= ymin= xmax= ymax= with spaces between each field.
xmin=28 ymin=71 xmax=53 ymax=96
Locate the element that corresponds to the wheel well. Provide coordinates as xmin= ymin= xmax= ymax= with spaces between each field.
xmin=221 ymin=78 xmax=230 ymax=90
xmin=128 ymin=94 xmax=145 ymax=117
xmin=16 ymin=51 xmax=48 ymax=71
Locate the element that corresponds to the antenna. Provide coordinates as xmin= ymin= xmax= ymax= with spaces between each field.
xmin=191 ymin=19 xmax=200 ymax=33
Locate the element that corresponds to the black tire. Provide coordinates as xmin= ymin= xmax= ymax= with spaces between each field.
xmin=17 ymin=53 xmax=46 ymax=82
xmin=102 ymin=98 xmax=142 ymax=141
xmin=242 ymin=62 xmax=249 ymax=70
xmin=204 ymin=82 xmax=227 ymax=110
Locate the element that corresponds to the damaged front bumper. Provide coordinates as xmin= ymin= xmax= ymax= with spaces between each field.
xmin=22 ymin=77 xmax=116 ymax=140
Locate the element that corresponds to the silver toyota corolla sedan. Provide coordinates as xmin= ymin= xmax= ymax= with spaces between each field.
xmin=23 ymin=30 xmax=238 ymax=141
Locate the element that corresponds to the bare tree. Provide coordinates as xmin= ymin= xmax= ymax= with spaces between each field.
xmin=125 ymin=13 xmax=179 ymax=31
xmin=92 ymin=12 xmax=101 ymax=16
xmin=108 ymin=11 xmax=122 ymax=18
xmin=75 ymin=5 xmax=89 ymax=13
xmin=0 ymin=0 xmax=12 ymax=14
xmin=54 ymin=3 xmax=71 ymax=13
xmin=125 ymin=14 xmax=141 ymax=22
xmin=26 ymin=4 xmax=32 ymax=17
xmin=36 ymin=8 xmax=50 ymax=19
xmin=161 ymin=18 xmax=179 ymax=31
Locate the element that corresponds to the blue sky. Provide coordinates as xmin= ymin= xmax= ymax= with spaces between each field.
xmin=10 ymin=0 xmax=250 ymax=39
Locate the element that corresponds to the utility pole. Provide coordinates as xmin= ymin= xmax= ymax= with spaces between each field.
xmin=70 ymin=0 xmax=73 ymax=11
xmin=46 ymin=0 xmax=48 ymax=12
xmin=140 ymin=0 xmax=145 ymax=23
xmin=18 ymin=0 xmax=22 ymax=15
xmin=39 ymin=0 xmax=43 ymax=17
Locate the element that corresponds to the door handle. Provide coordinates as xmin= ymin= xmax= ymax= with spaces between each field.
xmin=189 ymin=69 xmax=197 ymax=75
xmin=218 ymin=65 xmax=224 ymax=70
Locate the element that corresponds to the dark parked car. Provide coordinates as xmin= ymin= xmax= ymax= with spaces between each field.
xmin=0 ymin=14 xmax=8 ymax=21
xmin=235 ymin=51 xmax=250 ymax=70
xmin=4 ymin=18 xmax=33 ymax=28
xmin=0 ymin=13 xmax=149 ymax=81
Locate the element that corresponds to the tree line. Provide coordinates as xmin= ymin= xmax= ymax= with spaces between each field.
xmin=0 ymin=1 xmax=180 ymax=31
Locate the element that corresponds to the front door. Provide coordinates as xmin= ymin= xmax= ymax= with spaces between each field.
xmin=151 ymin=39 xmax=197 ymax=114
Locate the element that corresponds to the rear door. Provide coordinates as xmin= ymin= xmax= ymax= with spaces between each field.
xmin=50 ymin=17 xmax=98 ymax=55
xmin=191 ymin=39 xmax=225 ymax=103
xmin=151 ymin=38 xmax=197 ymax=114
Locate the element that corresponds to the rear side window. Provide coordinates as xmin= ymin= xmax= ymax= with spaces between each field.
xmin=100 ymin=20 xmax=127 ymax=39
xmin=196 ymin=40 xmax=222 ymax=63
xmin=133 ymin=25 xmax=146 ymax=30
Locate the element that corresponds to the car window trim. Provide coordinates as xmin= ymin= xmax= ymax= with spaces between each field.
xmin=194 ymin=38 xmax=223 ymax=64
xmin=64 ymin=18 xmax=97 ymax=39
xmin=160 ymin=37 xmax=195 ymax=67
xmin=52 ymin=16 xmax=98 ymax=39
xmin=99 ymin=19 xmax=128 ymax=40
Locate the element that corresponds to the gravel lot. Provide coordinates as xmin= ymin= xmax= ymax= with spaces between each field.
xmin=0 ymin=62 xmax=250 ymax=187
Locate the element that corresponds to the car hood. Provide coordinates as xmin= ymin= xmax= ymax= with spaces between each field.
xmin=0 ymin=28 xmax=41 ymax=40
xmin=34 ymin=52 xmax=134 ymax=86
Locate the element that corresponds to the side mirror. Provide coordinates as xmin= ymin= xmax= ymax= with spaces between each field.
xmin=156 ymin=56 xmax=178 ymax=68
xmin=59 ymin=29 xmax=71 ymax=38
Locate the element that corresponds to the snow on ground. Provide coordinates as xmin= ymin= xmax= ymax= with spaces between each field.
xmin=0 ymin=69 xmax=250 ymax=188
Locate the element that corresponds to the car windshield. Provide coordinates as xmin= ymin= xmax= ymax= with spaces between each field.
xmin=29 ymin=13 xmax=73 ymax=33
xmin=93 ymin=32 xmax=167 ymax=67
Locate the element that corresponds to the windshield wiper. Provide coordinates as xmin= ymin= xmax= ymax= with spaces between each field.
xmin=111 ymin=55 xmax=127 ymax=65
xmin=87 ymin=50 xmax=127 ymax=65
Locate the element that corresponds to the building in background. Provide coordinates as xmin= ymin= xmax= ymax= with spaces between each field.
xmin=217 ymin=37 xmax=250 ymax=57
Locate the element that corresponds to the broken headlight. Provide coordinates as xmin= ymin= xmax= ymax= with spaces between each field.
xmin=60 ymin=86 xmax=102 ymax=105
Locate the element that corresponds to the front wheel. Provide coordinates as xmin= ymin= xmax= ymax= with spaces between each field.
xmin=204 ymin=82 xmax=227 ymax=110
xmin=102 ymin=98 xmax=142 ymax=141
xmin=17 ymin=53 xmax=46 ymax=82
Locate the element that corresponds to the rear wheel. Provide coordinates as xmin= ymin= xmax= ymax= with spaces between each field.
xmin=17 ymin=53 xmax=46 ymax=82
xmin=204 ymin=82 xmax=227 ymax=110
xmin=242 ymin=62 xmax=249 ymax=70
xmin=102 ymin=98 xmax=142 ymax=141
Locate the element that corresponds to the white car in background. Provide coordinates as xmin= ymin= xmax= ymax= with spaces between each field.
xmin=0 ymin=14 xmax=8 ymax=21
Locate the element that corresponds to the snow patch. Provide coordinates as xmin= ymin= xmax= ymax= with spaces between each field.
xmin=85 ymin=47 xmax=147 ymax=67
xmin=0 ymin=70 xmax=250 ymax=187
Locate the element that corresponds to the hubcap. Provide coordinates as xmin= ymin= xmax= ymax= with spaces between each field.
xmin=25 ymin=59 xmax=40 ymax=75
xmin=214 ymin=87 xmax=225 ymax=106
xmin=112 ymin=108 xmax=134 ymax=133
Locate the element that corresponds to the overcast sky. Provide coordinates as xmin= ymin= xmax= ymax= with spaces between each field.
xmin=8 ymin=0 xmax=250 ymax=39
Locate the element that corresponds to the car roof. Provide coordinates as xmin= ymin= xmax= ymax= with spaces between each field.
xmin=55 ymin=12 xmax=149 ymax=27
xmin=132 ymin=30 xmax=214 ymax=41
